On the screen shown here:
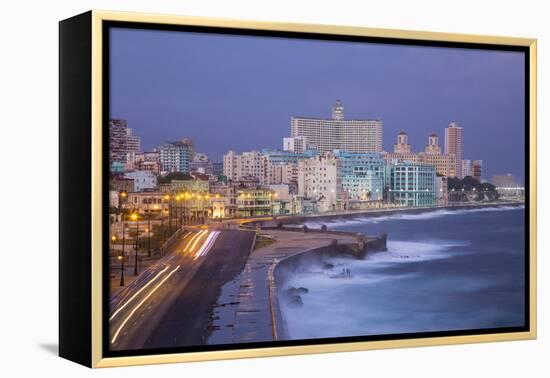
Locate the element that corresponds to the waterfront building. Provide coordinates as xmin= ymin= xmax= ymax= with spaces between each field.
xmin=388 ymin=161 xmax=436 ymax=207
xmin=334 ymin=151 xmax=386 ymax=203
xmin=159 ymin=140 xmax=192 ymax=173
xmin=492 ymin=173 xmax=523 ymax=198
xmin=109 ymin=118 xmax=128 ymax=167
xmin=236 ymin=187 xmax=275 ymax=217
xmin=297 ymin=152 xmax=343 ymax=213
xmin=291 ymin=101 xmax=383 ymax=154
xmin=123 ymin=171 xmax=157 ymax=192
xmin=394 ymin=131 xmax=412 ymax=154
xmin=445 ymin=122 xmax=464 ymax=178
xmin=223 ymin=150 xmax=268 ymax=184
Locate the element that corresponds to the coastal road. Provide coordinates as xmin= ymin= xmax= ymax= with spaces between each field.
xmin=109 ymin=228 xmax=255 ymax=351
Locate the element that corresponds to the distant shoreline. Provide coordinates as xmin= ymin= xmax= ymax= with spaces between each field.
xmin=259 ymin=201 xmax=525 ymax=227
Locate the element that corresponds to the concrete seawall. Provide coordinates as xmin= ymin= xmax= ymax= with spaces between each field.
xmin=207 ymin=227 xmax=386 ymax=344
xmin=247 ymin=201 xmax=524 ymax=227
xmin=271 ymin=234 xmax=387 ymax=340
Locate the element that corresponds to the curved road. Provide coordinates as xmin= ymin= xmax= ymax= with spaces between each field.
xmin=109 ymin=228 xmax=255 ymax=351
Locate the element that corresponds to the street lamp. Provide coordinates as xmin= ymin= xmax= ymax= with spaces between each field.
xmin=130 ymin=212 xmax=139 ymax=276
xmin=120 ymin=222 xmax=126 ymax=286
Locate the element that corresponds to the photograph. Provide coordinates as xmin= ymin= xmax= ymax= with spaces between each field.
xmin=105 ymin=24 xmax=528 ymax=355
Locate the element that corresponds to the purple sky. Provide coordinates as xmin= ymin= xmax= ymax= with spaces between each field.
xmin=109 ymin=27 xmax=526 ymax=183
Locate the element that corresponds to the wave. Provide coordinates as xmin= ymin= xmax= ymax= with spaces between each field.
xmin=304 ymin=205 xmax=523 ymax=228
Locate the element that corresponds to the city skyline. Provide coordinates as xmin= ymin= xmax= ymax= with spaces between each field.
xmin=110 ymin=27 xmax=526 ymax=183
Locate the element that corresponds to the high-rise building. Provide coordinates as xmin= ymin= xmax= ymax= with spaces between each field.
xmin=445 ymin=122 xmax=464 ymax=178
xmin=291 ymin=101 xmax=383 ymax=154
xmin=297 ymin=152 xmax=343 ymax=212
xmin=109 ymin=119 xmax=128 ymax=167
xmin=223 ymin=150 xmax=268 ymax=184
xmin=126 ymin=128 xmax=141 ymax=154
xmin=159 ymin=140 xmax=192 ymax=173
xmin=388 ymin=161 xmax=436 ymax=207
xmin=394 ymin=131 xmax=412 ymax=154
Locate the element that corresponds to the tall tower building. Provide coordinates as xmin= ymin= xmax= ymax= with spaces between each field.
xmin=445 ymin=122 xmax=464 ymax=178
xmin=394 ymin=131 xmax=412 ymax=154
xmin=109 ymin=118 xmax=128 ymax=166
xmin=425 ymin=133 xmax=441 ymax=155
xmin=331 ymin=100 xmax=345 ymax=120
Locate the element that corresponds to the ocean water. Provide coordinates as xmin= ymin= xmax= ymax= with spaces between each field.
xmin=280 ymin=206 xmax=526 ymax=340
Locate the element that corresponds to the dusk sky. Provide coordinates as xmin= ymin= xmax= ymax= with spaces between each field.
xmin=110 ymin=27 xmax=526 ymax=183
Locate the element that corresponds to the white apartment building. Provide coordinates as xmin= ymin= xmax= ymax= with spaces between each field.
xmin=223 ymin=150 xmax=268 ymax=184
xmin=291 ymin=101 xmax=383 ymax=154
xmin=297 ymin=152 xmax=343 ymax=212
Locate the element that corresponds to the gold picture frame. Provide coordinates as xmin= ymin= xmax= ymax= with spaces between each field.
xmin=59 ymin=10 xmax=537 ymax=368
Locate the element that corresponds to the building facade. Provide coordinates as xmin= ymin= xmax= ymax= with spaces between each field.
xmin=223 ymin=150 xmax=268 ymax=184
xmin=159 ymin=141 xmax=192 ymax=173
xmin=290 ymin=101 xmax=383 ymax=154
xmin=297 ymin=152 xmax=343 ymax=212
xmin=334 ymin=151 xmax=386 ymax=202
xmin=236 ymin=188 xmax=274 ymax=217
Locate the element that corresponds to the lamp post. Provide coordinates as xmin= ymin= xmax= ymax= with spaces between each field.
xmin=120 ymin=223 xmax=126 ymax=286
xmin=145 ymin=210 xmax=152 ymax=257
xmin=131 ymin=213 xmax=139 ymax=276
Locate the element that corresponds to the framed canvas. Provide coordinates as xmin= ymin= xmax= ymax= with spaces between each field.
xmin=59 ymin=10 xmax=537 ymax=368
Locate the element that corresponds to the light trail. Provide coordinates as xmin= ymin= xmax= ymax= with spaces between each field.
xmin=186 ymin=230 xmax=208 ymax=253
xmin=109 ymin=265 xmax=170 ymax=321
xmin=194 ymin=231 xmax=221 ymax=260
xmin=111 ymin=265 xmax=180 ymax=344
xmin=183 ymin=230 xmax=207 ymax=253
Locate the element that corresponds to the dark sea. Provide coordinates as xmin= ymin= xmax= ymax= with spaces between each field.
xmin=280 ymin=206 xmax=526 ymax=340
